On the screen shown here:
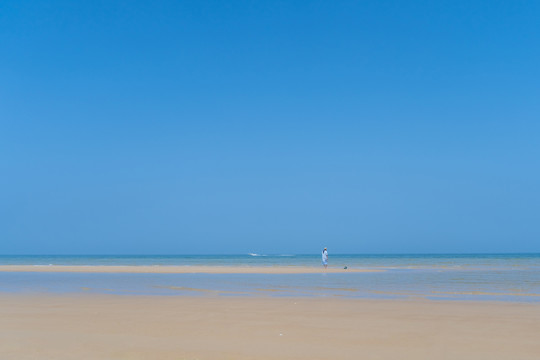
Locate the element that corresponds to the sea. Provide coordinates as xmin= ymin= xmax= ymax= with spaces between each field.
xmin=1 ymin=254 xmax=539 ymax=302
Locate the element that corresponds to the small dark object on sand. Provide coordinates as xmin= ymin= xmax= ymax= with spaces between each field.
xmin=344 ymin=266 xmax=348 ymax=269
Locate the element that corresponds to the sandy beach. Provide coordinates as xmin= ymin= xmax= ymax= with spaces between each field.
xmin=0 ymin=265 xmax=378 ymax=274
xmin=1 ymin=294 xmax=539 ymax=360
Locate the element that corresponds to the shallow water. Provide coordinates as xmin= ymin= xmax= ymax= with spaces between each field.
xmin=1 ymin=253 xmax=539 ymax=302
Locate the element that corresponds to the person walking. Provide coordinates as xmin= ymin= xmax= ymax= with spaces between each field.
xmin=322 ymin=247 xmax=328 ymax=269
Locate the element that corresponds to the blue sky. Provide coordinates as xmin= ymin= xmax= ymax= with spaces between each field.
xmin=1 ymin=0 xmax=539 ymax=254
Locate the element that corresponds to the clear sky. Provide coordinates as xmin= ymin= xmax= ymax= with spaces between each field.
xmin=1 ymin=0 xmax=539 ymax=254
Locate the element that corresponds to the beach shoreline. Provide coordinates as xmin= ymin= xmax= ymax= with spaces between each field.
xmin=0 ymin=265 xmax=380 ymax=274
xmin=1 ymin=293 xmax=539 ymax=360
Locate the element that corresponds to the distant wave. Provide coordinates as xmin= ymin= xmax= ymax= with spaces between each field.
xmin=248 ymin=253 xmax=294 ymax=257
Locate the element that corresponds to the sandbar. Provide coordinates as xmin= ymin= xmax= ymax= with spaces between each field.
xmin=0 ymin=265 xmax=379 ymax=274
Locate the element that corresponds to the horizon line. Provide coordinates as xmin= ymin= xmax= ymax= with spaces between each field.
xmin=1 ymin=252 xmax=540 ymax=256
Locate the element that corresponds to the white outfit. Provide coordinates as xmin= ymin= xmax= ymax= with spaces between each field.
xmin=322 ymin=250 xmax=328 ymax=265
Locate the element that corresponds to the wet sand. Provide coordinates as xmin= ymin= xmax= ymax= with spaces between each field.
xmin=1 ymin=294 xmax=539 ymax=360
xmin=0 ymin=265 xmax=378 ymax=274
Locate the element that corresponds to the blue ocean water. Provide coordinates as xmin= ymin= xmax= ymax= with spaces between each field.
xmin=1 ymin=254 xmax=539 ymax=302
xmin=1 ymin=253 xmax=540 ymax=269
